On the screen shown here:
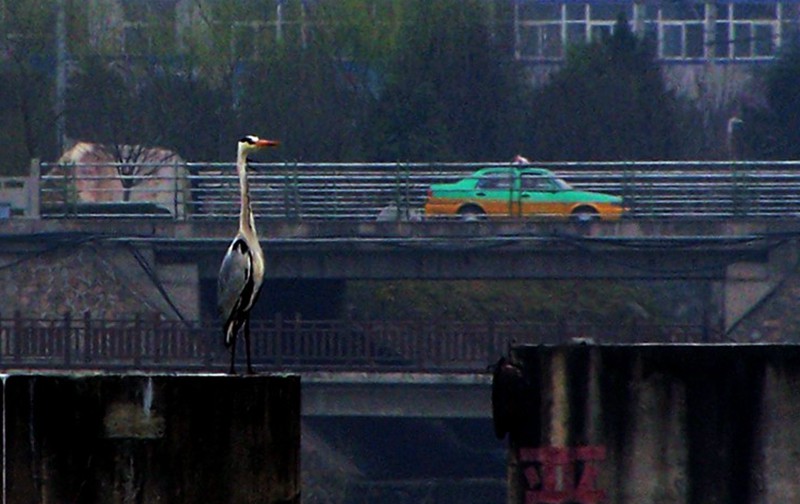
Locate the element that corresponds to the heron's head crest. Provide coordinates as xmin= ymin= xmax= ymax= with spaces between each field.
xmin=238 ymin=135 xmax=280 ymax=158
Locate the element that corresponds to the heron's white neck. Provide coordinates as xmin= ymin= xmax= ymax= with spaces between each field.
xmin=237 ymin=150 xmax=257 ymax=237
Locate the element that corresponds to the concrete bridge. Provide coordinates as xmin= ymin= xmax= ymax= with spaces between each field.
xmin=5 ymin=217 xmax=800 ymax=503
xmin=1 ymin=217 xmax=798 ymax=337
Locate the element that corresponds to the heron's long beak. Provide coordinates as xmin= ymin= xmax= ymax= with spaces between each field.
xmin=256 ymin=139 xmax=280 ymax=148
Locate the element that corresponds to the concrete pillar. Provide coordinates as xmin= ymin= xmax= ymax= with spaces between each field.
xmin=753 ymin=363 xmax=800 ymax=503
xmin=545 ymin=348 xmax=569 ymax=447
xmin=3 ymin=374 xmax=300 ymax=504
xmin=618 ymin=354 xmax=688 ymax=504
xmin=584 ymin=347 xmax=602 ymax=444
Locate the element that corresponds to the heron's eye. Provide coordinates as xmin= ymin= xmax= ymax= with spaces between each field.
xmin=239 ymin=135 xmax=258 ymax=144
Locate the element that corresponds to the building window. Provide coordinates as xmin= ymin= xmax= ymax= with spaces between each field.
xmin=513 ymin=0 xmax=788 ymax=63
xmin=686 ymin=24 xmax=704 ymax=57
xmin=567 ymin=22 xmax=587 ymax=45
xmin=715 ymin=21 xmax=731 ymax=58
xmin=663 ymin=24 xmax=683 ymax=57
xmin=519 ymin=23 xmax=564 ymax=59
xmin=232 ymin=21 xmax=277 ymax=60
xmin=733 ymin=23 xmax=752 ymax=57
xmin=754 ymin=24 xmax=775 ymax=55
xmin=590 ymin=24 xmax=613 ymax=42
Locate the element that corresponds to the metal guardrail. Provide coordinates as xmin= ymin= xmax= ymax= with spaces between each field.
xmin=0 ymin=313 xmax=718 ymax=372
xmin=35 ymin=160 xmax=800 ymax=220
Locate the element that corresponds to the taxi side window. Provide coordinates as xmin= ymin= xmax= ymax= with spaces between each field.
xmin=521 ymin=175 xmax=543 ymax=190
xmin=523 ymin=175 xmax=559 ymax=191
xmin=477 ymin=174 xmax=513 ymax=190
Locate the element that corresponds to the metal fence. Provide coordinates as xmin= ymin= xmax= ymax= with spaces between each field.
xmin=33 ymin=160 xmax=800 ymax=221
xmin=0 ymin=312 xmax=719 ymax=372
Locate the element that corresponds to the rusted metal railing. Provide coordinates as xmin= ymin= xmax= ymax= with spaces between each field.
xmin=0 ymin=311 xmax=720 ymax=372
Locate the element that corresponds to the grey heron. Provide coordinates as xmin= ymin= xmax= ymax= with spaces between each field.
xmin=218 ymin=135 xmax=279 ymax=374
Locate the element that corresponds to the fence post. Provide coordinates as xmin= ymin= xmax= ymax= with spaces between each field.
xmin=486 ymin=318 xmax=496 ymax=364
xmin=29 ymin=158 xmax=41 ymax=218
xmin=201 ymin=319 xmax=210 ymax=368
xmin=62 ymin=162 xmax=70 ymax=217
xmin=173 ymin=160 xmax=180 ymax=220
xmin=139 ymin=313 xmax=148 ymax=366
xmin=83 ymin=310 xmax=92 ymax=364
xmin=63 ymin=311 xmax=71 ymax=367
xmin=420 ymin=319 xmax=430 ymax=370
xmin=274 ymin=313 xmax=283 ymax=366
xmin=294 ymin=313 xmax=302 ymax=363
xmin=292 ymin=164 xmax=301 ymax=220
xmin=13 ymin=310 xmax=22 ymax=363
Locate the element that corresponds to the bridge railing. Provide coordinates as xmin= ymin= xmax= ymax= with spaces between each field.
xmin=35 ymin=159 xmax=800 ymax=220
xmin=0 ymin=312 xmax=720 ymax=372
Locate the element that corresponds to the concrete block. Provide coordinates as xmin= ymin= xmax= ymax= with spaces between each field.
xmin=504 ymin=345 xmax=800 ymax=504
xmin=2 ymin=373 xmax=300 ymax=504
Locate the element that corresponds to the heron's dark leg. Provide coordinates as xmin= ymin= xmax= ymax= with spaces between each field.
xmin=229 ymin=331 xmax=237 ymax=374
xmin=245 ymin=316 xmax=254 ymax=374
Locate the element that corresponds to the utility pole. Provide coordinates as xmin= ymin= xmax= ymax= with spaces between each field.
xmin=55 ymin=0 xmax=67 ymax=155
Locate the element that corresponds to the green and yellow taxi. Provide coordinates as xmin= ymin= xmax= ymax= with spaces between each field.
xmin=424 ymin=166 xmax=625 ymax=221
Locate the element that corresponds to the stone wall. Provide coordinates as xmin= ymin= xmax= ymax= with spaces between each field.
xmin=0 ymin=240 xmax=199 ymax=321
xmin=726 ymin=261 xmax=800 ymax=342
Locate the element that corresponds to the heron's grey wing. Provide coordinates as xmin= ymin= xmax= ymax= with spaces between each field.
xmin=217 ymin=238 xmax=252 ymax=323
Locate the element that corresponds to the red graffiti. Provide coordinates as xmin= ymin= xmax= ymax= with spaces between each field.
xmin=519 ymin=446 xmax=606 ymax=504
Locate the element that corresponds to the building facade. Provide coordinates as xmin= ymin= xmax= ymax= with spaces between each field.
xmin=514 ymin=0 xmax=800 ymax=63
xmin=4 ymin=0 xmax=796 ymax=65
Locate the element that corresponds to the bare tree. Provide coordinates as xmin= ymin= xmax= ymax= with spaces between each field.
xmin=97 ymin=143 xmax=179 ymax=202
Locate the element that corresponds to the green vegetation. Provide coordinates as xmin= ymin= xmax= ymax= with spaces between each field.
xmin=0 ymin=0 xmax=778 ymax=175
xmin=740 ymin=40 xmax=800 ymax=159
xmin=363 ymin=0 xmax=527 ymax=161
xmin=0 ymin=0 xmax=57 ymax=172
xmin=525 ymin=15 xmax=702 ymax=160
xmin=346 ymin=280 xmax=659 ymax=324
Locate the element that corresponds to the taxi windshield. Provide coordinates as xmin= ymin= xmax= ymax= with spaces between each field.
xmin=555 ymin=178 xmax=573 ymax=190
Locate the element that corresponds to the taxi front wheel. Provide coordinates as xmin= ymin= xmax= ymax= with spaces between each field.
xmin=571 ymin=207 xmax=599 ymax=222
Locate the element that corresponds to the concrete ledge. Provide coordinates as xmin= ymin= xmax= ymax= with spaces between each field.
xmin=303 ymin=372 xmax=492 ymax=418
xmin=302 ymin=371 xmax=491 ymax=385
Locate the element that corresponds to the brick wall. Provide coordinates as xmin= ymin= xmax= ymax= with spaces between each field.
xmin=0 ymin=241 xmax=198 ymax=321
